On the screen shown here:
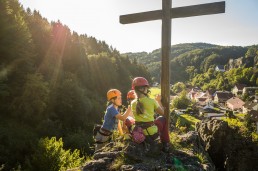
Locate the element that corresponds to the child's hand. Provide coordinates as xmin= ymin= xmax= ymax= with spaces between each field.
xmin=155 ymin=94 xmax=162 ymax=102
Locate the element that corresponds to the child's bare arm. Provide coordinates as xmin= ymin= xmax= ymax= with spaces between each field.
xmin=155 ymin=94 xmax=164 ymax=115
xmin=115 ymin=106 xmax=132 ymax=121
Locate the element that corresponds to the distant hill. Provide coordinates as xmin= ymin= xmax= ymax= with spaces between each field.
xmin=123 ymin=43 xmax=256 ymax=83
xmin=123 ymin=43 xmax=219 ymax=66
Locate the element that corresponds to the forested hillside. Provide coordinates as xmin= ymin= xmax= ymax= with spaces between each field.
xmin=124 ymin=43 xmax=258 ymax=86
xmin=0 ymin=0 xmax=151 ymax=170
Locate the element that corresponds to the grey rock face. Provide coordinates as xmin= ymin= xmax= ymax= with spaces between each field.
xmin=196 ymin=119 xmax=258 ymax=171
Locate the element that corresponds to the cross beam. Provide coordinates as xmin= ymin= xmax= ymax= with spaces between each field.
xmin=120 ymin=1 xmax=225 ymax=24
xmin=120 ymin=0 xmax=225 ymax=130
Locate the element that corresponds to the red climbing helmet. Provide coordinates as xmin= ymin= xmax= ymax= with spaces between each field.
xmin=131 ymin=77 xmax=149 ymax=90
xmin=127 ymin=90 xmax=136 ymax=100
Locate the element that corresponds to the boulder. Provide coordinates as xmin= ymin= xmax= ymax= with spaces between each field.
xmin=93 ymin=151 xmax=121 ymax=160
xmin=120 ymin=163 xmax=151 ymax=171
xmin=82 ymin=131 xmax=215 ymax=171
xmin=82 ymin=157 xmax=113 ymax=171
xmin=196 ymin=119 xmax=258 ymax=171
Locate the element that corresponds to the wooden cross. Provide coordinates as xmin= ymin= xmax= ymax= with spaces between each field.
xmin=120 ymin=1 xmax=225 ymax=128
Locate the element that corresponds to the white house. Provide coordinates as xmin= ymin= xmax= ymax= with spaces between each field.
xmin=242 ymin=87 xmax=258 ymax=95
xmin=214 ymin=91 xmax=234 ymax=103
xmin=242 ymin=102 xmax=258 ymax=114
xmin=205 ymin=89 xmax=216 ymax=101
xmin=232 ymin=84 xmax=246 ymax=96
xmin=199 ymin=107 xmax=224 ymax=119
xmin=187 ymin=87 xmax=202 ymax=100
xmin=215 ymin=65 xmax=225 ymax=72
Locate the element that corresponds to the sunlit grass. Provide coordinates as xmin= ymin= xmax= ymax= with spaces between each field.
xmin=196 ymin=152 xmax=209 ymax=164
xmin=222 ymin=117 xmax=249 ymax=136
xmin=222 ymin=117 xmax=246 ymax=128
xmin=181 ymin=114 xmax=200 ymax=124
xmin=85 ymin=155 xmax=93 ymax=162
xmin=180 ymin=114 xmax=200 ymax=130
xmin=235 ymin=113 xmax=247 ymax=119
xmin=170 ymin=131 xmax=183 ymax=150
xmin=109 ymin=155 xmax=125 ymax=170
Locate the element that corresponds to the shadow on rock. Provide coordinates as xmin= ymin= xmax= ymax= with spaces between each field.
xmin=82 ymin=131 xmax=215 ymax=171
xmin=196 ymin=119 xmax=258 ymax=171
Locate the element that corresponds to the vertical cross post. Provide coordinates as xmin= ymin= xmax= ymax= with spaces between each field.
xmin=120 ymin=1 xmax=225 ymax=133
xmin=161 ymin=0 xmax=171 ymax=127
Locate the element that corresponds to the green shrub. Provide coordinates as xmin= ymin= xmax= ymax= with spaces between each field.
xmin=179 ymin=126 xmax=187 ymax=133
xmin=244 ymin=114 xmax=256 ymax=132
xmin=109 ymin=156 xmax=125 ymax=170
xmin=171 ymin=91 xmax=191 ymax=109
xmin=63 ymin=129 xmax=94 ymax=155
xmin=171 ymin=82 xmax=186 ymax=94
xmin=222 ymin=118 xmax=249 ymax=136
xmin=175 ymin=114 xmax=200 ymax=131
xmin=252 ymin=132 xmax=258 ymax=144
xmin=0 ymin=121 xmax=37 ymax=170
xmin=30 ymin=137 xmax=84 ymax=171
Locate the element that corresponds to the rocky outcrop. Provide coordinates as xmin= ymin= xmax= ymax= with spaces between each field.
xmin=76 ymin=119 xmax=258 ymax=171
xmin=196 ymin=119 xmax=258 ymax=171
xmin=82 ymin=132 xmax=215 ymax=171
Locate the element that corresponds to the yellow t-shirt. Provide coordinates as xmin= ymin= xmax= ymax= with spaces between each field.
xmin=131 ymin=97 xmax=159 ymax=135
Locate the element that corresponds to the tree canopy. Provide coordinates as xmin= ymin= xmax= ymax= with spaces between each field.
xmin=0 ymin=0 xmax=151 ymax=170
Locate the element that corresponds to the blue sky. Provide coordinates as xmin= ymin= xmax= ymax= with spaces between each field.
xmin=19 ymin=0 xmax=258 ymax=53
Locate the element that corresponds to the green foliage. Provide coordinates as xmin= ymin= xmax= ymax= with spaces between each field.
xmin=0 ymin=0 xmax=35 ymax=118
xmin=235 ymin=113 xmax=246 ymax=119
xmin=225 ymin=110 xmax=236 ymax=119
xmin=10 ymin=73 xmax=49 ymax=125
xmin=222 ymin=117 xmax=249 ymax=136
xmin=251 ymin=132 xmax=258 ymax=144
xmin=109 ymin=155 xmax=125 ymax=170
xmin=169 ymin=132 xmax=183 ymax=150
xmin=224 ymin=115 xmax=258 ymax=144
xmin=63 ymin=129 xmax=93 ymax=155
xmin=2 ymin=0 xmax=257 ymax=169
xmin=244 ymin=114 xmax=257 ymax=132
xmin=223 ymin=117 xmax=258 ymax=145
xmin=196 ymin=153 xmax=209 ymax=164
xmin=51 ymin=73 xmax=93 ymax=128
xmin=175 ymin=114 xmax=200 ymax=131
xmin=171 ymin=91 xmax=191 ymax=109
xmin=126 ymin=44 xmax=247 ymax=83
xmin=185 ymin=66 xmax=197 ymax=80
xmin=0 ymin=120 xmax=37 ymax=170
xmin=30 ymin=137 xmax=84 ymax=171
xmin=192 ymin=67 xmax=258 ymax=91
xmin=0 ymin=0 xmax=153 ymax=169
xmin=172 ymin=82 xmax=186 ymax=94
